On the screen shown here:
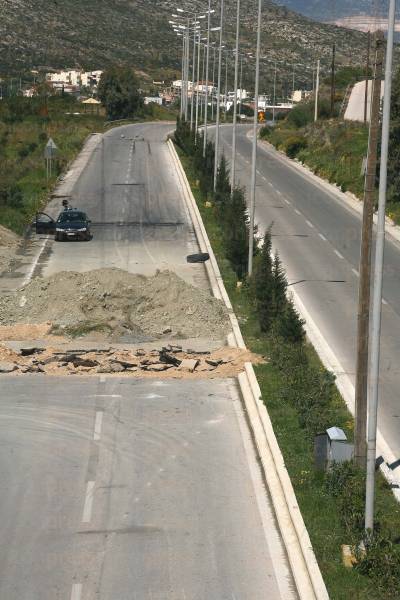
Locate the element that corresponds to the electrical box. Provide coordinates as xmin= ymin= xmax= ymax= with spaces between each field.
xmin=314 ymin=427 xmax=354 ymax=470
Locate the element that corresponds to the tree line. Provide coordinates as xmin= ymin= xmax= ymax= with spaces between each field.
xmin=174 ymin=116 xmax=304 ymax=345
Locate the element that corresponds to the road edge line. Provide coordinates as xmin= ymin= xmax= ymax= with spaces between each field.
xmin=168 ymin=137 xmax=329 ymax=600
xmin=257 ymin=135 xmax=400 ymax=247
xmin=289 ymin=287 xmax=400 ymax=501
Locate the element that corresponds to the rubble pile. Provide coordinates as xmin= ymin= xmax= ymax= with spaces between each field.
xmin=0 ymin=268 xmax=230 ymax=342
xmin=0 ymin=344 xmax=262 ymax=379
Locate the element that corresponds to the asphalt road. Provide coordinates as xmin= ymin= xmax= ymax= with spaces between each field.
xmin=0 ymin=123 xmax=296 ymax=599
xmin=216 ymin=123 xmax=400 ymax=466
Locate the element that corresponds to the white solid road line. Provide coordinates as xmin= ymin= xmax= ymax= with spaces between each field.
xmin=352 ymin=268 xmax=359 ymax=277
xmin=82 ymin=481 xmax=95 ymax=523
xmin=94 ymin=411 xmax=103 ymax=441
xmin=334 ymin=249 xmax=344 ymax=260
xmin=318 ymin=233 xmax=327 ymax=241
xmin=71 ymin=583 xmax=82 ymax=600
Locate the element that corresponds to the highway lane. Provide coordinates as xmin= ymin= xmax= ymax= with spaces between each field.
xmin=0 ymin=123 xmax=296 ymax=599
xmin=216 ymin=124 xmax=400 ymax=466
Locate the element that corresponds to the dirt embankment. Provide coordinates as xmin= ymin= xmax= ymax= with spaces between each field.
xmin=0 ymin=225 xmax=21 ymax=273
xmin=0 ymin=268 xmax=231 ymax=343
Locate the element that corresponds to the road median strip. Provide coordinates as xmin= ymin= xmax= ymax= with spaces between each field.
xmin=168 ymin=137 xmax=329 ymax=600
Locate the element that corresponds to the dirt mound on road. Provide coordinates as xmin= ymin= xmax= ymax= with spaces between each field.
xmin=0 ymin=268 xmax=230 ymax=342
xmin=0 ymin=225 xmax=21 ymax=274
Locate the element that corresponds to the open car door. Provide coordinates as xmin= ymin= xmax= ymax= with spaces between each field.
xmin=35 ymin=213 xmax=56 ymax=235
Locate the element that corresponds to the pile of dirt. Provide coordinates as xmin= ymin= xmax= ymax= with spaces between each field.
xmin=0 ymin=344 xmax=263 ymax=379
xmin=0 ymin=268 xmax=230 ymax=342
xmin=0 ymin=225 xmax=20 ymax=274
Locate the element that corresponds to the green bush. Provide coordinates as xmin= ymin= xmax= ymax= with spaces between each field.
xmin=284 ymin=135 xmax=307 ymax=158
xmin=356 ymin=535 xmax=400 ymax=598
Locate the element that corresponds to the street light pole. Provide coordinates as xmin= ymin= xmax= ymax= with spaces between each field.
xmin=248 ymin=0 xmax=262 ymax=276
xmin=272 ymin=61 xmax=277 ymax=124
xmin=195 ymin=34 xmax=201 ymax=137
xmin=185 ymin=21 xmax=190 ymax=120
xmin=190 ymin=15 xmax=197 ymax=129
xmin=212 ymin=44 xmax=216 ymax=120
xmin=180 ymin=34 xmax=185 ymax=116
xmin=314 ymin=59 xmax=320 ymax=122
xmin=203 ymin=0 xmax=212 ymax=157
xmin=239 ymin=55 xmax=243 ymax=119
xmin=213 ymin=0 xmax=224 ymax=191
xmin=365 ymin=0 xmax=396 ymax=533
xmin=231 ymin=0 xmax=241 ymax=192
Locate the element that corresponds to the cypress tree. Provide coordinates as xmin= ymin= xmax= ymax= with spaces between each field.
xmin=271 ymin=251 xmax=288 ymax=319
xmin=275 ymin=299 xmax=305 ymax=343
xmin=251 ymin=226 xmax=274 ymax=332
xmin=214 ymin=154 xmax=231 ymax=214
xmin=223 ymin=187 xmax=249 ymax=280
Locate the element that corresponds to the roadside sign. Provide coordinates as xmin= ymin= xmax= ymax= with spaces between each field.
xmin=44 ymin=137 xmax=58 ymax=159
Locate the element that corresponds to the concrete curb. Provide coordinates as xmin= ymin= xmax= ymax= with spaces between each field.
xmin=168 ymin=138 xmax=329 ymax=600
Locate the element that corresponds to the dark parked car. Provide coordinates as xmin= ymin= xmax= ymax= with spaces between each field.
xmin=35 ymin=210 xmax=92 ymax=241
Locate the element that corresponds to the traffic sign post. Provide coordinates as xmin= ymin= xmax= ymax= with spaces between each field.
xmin=44 ymin=137 xmax=58 ymax=179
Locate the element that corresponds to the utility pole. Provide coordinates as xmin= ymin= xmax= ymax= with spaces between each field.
xmin=231 ymin=0 xmax=241 ymax=192
xmin=203 ymin=0 xmax=211 ymax=157
xmin=190 ymin=15 xmax=197 ymax=130
xmin=354 ymin=31 xmax=384 ymax=469
xmin=366 ymin=1 xmax=396 ymax=533
xmin=364 ymin=30 xmax=371 ymax=124
xmin=272 ymin=62 xmax=277 ymax=124
xmin=213 ymin=0 xmax=224 ymax=191
xmin=239 ymin=55 xmax=243 ymax=120
xmin=330 ymin=42 xmax=336 ymax=116
xmin=248 ymin=0 xmax=262 ymax=276
xmin=314 ymin=59 xmax=320 ymax=122
xmin=224 ymin=51 xmax=228 ymax=120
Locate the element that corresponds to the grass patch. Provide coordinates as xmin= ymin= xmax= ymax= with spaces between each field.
xmin=0 ymin=96 xmax=176 ymax=235
xmin=51 ymin=321 xmax=111 ymax=338
xmin=261 ymin=119 xmax=369 ymax=200
xmin=177 ymin=145 xmax=400 ymax=600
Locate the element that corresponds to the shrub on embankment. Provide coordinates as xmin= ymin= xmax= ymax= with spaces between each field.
xmin=174 ymin=115 xmax=400 ymax=599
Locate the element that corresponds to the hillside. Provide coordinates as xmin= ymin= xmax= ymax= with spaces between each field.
xmin=1 ymin=0 xmax=369 ymax=88
xmin=274 ymin=0 xmax=394 ymax=22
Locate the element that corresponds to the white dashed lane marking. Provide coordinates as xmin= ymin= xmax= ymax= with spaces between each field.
xmin=71 ymin=583 xmax=82 ymax=600
xmin=352 ymin=268 xmax=359 ymax=277
xmin=94 ymin=411 xmax=103 ymax=441
xmin=306 ymin=220 xmax=314 ymax=229
xmin=334 ymin=249 xmax=344 ymax=260
xmin=319 ymin=233 xmax=327 ymax=241
xmin=82 ymin=481 xmax=95 ymax=523
xmin=294 ymin=209 xmax=301 ymax=216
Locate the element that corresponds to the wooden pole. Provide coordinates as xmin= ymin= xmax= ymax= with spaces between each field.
xmin=330 ymin=43 xmax=336 ymax=116
xmin=354 ymin=32 xmax=384 ymax=468
xmin=364 ymin=31 xmax=371 ymax=123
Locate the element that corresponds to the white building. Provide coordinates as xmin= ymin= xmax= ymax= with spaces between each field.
xmin=227 ymin=89 xmax=248 ymax=101
xmin=46 ymin=69 xmax=103 ymax=89
xmin=144 ymin=96 xmax=163 ymax=106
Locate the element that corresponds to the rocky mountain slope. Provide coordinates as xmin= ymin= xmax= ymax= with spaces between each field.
xmin=1 ymin=0 xmax=369 ymax=87
xmin=275 ymin=0 xmax=395 ymax=23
